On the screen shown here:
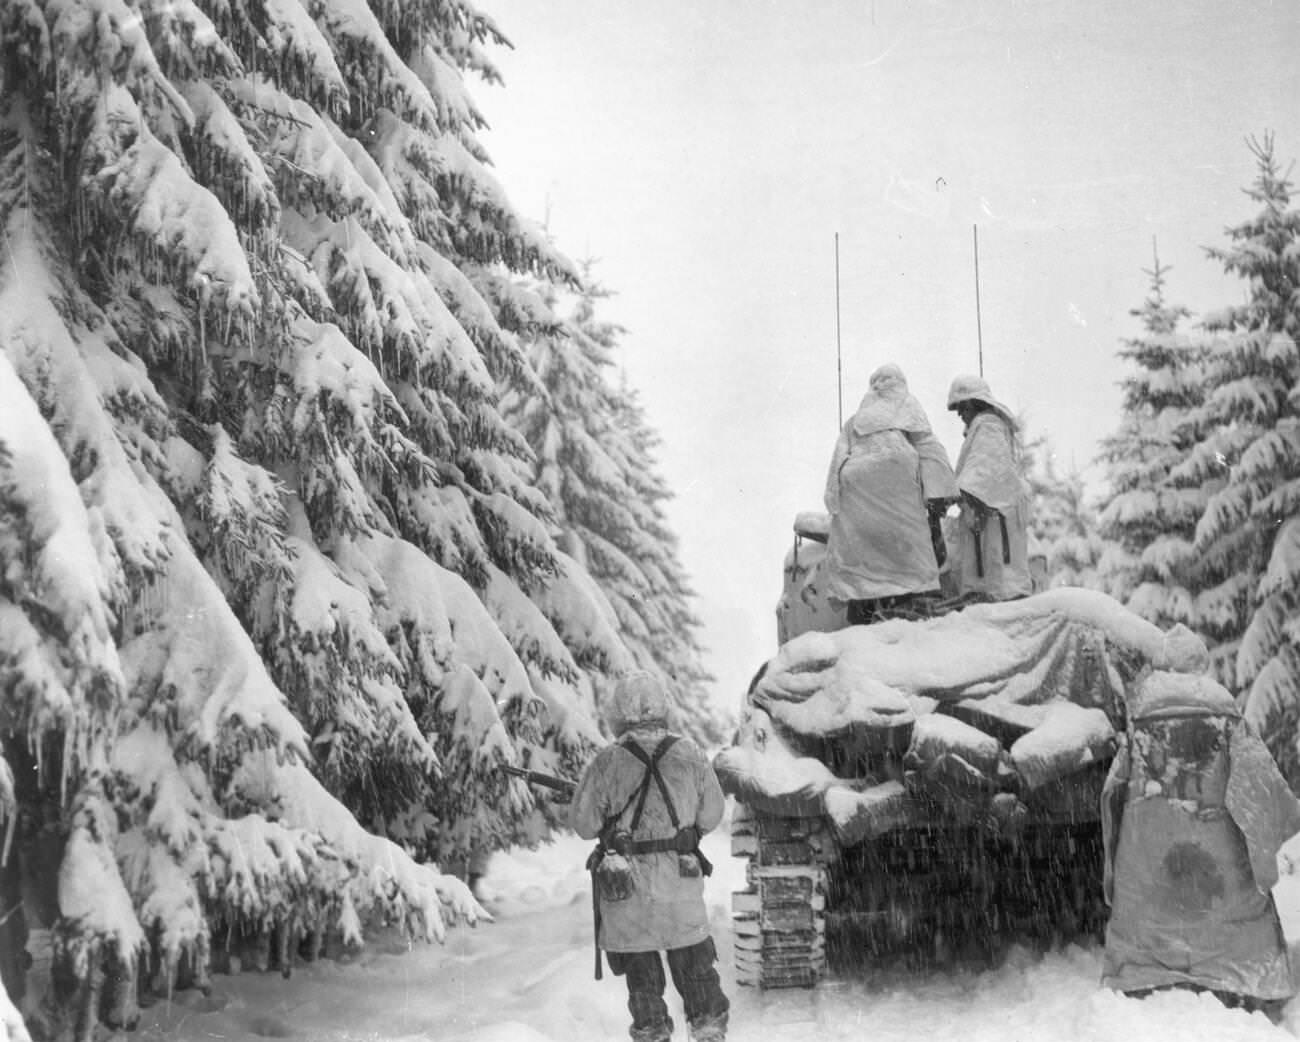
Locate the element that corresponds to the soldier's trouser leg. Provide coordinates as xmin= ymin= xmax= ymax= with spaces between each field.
xmin=606 ymin=950 xmax=672 ymax=1042
xmin=667 ymin=939 xmax=729 ymax=1041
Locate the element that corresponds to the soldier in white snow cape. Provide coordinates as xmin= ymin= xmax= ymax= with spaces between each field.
xmin=822 ymin=363 xmax=957 ymax=623
xmin=1101 ymin=670 xmax=1300 ymax=1015
xmin=570 ymin=671 xmax=729 ymax=1042
xmin=946 ymin=374 xmax=1033 ymax=601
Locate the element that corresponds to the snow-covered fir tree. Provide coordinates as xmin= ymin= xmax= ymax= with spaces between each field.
xmin=0 ymin=0 xmax=695 ymax=1031
xmin=500 ymin=268 xmax=726 ymax=746
xmin=607 ymin=388 xmax=725 ymax=745
xmin=1023 ymin=435 xmax=1103 ymax=591
xmin=1095 ymin=247 xmax=1209 ymax=629
xmin=1174 ymin=135 xmax=1300 ymax=777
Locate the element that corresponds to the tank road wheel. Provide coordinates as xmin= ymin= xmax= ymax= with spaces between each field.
xmin=730 ymin=805 xmax=832 ymax=989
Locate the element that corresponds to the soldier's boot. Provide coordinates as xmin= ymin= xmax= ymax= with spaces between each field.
xmin=630 ymin=1017 xmax=673 ymax=1042
xmin=689 ymin=1011 xmax=728 ymax=1042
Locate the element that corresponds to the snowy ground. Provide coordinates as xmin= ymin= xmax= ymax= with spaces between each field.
xmin=126 ymin=804 xmax=1300 ymax=1042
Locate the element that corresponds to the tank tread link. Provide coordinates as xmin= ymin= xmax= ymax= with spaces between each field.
xmin=729 ymin=771 xmax=1112 ymax=987
xmin=730 ymin=807 xmax=831 ymax=988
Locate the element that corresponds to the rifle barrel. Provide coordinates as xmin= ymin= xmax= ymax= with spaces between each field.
xmin=501 ymin=764 xmax=574 ymax=793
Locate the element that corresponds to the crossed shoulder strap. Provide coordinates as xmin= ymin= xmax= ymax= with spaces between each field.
xmin=622 ymin=735 xmax=680 ymax=833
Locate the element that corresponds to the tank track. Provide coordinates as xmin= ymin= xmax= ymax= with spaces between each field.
xmin=731 ymin=789 xmax=1109 ymax=988
xmin=730 ymin=805 xmax=832 ymax=988
xmin=823 ymin=819 xmax=1108 ymax=971
xmin=733 ymin=758 xmax=1107 ymax=987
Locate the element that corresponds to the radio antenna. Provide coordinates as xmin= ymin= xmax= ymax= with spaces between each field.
xmin=973 ymin=224 xmax=985 ymax=378
xmin=835 ymin=232 xmax=844 ymax=429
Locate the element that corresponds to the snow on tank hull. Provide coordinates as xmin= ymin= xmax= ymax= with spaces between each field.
xmin=720 ymin=543 xmax=1212 ymax=989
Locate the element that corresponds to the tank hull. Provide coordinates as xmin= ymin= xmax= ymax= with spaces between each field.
xmin=721 ymin=517 xmax=1187 ymax=989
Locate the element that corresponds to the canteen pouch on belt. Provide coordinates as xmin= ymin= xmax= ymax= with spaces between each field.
xmin=593 ymin=851 xmax=634 ymax=902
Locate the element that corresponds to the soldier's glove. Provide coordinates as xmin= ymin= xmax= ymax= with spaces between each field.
xmin=963 ymin=492 xmax=990 ymax=533
xmin=926 ymin=500 xmax=948 ymax=568
xmin=925 ymin=499 xmax=951 ymax=525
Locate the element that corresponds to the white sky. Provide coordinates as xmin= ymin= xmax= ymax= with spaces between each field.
xmin=475 ymin=0 xmax=1300 ymax=718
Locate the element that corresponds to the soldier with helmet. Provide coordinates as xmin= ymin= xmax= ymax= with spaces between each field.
xmin=946 ymin=374 xmax=1032 ymax=601
xmin=570 ymin=671 xmax=729 ymax=1042
xmin=1101 ymin=667 xmax=1300 ymax=1016
xmin=822 ymin=363 xmax=958 ymax=623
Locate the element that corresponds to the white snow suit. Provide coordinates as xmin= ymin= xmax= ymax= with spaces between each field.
xmin=1101 ymin=672 xmax=1300 ymax=1003
xmin=571 ymin=672 xmax=730 ymax=1042
xmin=823 ymin=365 xmax=957 ymax=604
xmin=951 ymin=410 xmax=1031 ymax=600
xmin=571 ymin=711 xmax=725 ymax=953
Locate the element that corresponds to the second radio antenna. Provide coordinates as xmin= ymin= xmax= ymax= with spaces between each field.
xmin=835 ymin=232 xmax=843 ymax=429
xmin=973 ymin=224 xmax=985 ymax=378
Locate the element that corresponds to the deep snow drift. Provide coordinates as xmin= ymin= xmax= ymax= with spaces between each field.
xmin=111 ymin=806 xmax=1300 ymax=1042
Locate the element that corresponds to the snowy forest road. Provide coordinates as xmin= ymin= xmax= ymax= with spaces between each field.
xmin=129 ymin=818 xmax=1300 ymax=1042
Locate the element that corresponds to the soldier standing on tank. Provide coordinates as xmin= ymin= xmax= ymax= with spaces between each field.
xmin=823 ymin=363 xmax=958 ymax=624
xmin=946 ymin=374 xmax=1032 ymax=601
xmin=570 ymin=671 xmax=730 ymax=1042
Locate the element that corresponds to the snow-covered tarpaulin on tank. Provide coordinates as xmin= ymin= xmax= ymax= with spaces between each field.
xmin=714 ymin=588 xmax=1212 ymax=840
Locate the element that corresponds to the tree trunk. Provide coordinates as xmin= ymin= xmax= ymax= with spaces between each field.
xmin=100 ymin=949 xmax=140 ymax=1030
xmin=0 ymin=844 xmax=29 ymax=1007
xmin=76 ymin=960 xmax=102 ymax=1042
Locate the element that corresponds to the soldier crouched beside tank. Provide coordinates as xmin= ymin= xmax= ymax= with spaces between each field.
xmin=570 ymin=671 xmax=730 ymax=1042
xmin=1100 ymin=669 xmax=1300 ymax=1017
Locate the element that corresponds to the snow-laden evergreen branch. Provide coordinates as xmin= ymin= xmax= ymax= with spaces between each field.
xmin=0 ymin=0 xmax=683 ymax=1029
